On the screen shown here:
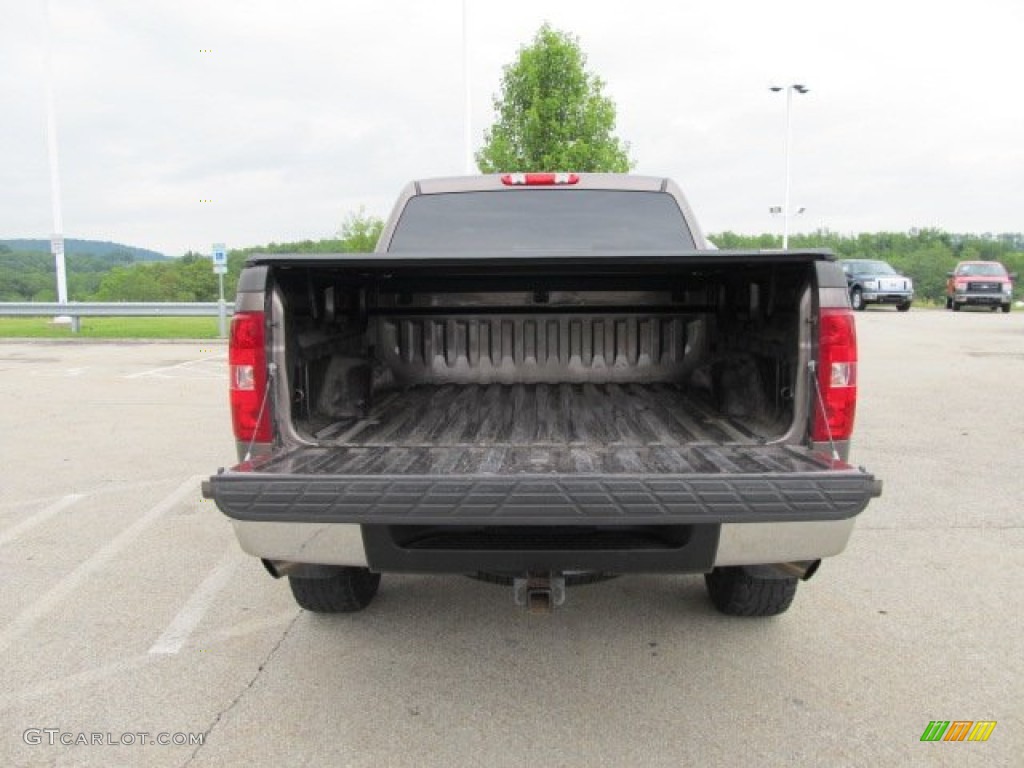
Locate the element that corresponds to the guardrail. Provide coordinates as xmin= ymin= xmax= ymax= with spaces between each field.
xmin=0 ymin=302 xmax=235 ymax=336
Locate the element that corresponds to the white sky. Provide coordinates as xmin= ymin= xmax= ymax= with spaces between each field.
xmin=2 ymin=0 xmax=1022 ymax=256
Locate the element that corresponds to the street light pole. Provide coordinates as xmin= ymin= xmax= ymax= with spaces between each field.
xmin=770 ymin=84 xmax=809 ymax=249
xmin=462 ymin=0 xmax=473 ymax=174
xmin=44 ymin=0 xmax=70 ymax=322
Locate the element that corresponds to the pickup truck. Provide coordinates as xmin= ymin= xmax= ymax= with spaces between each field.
xmin=946 ymin=260 xmax=1015 ymax=312
xmin=203 ymin=173 xmax=882 ymax=617
xmin=840 ymin=259 xmax=913 ymax=311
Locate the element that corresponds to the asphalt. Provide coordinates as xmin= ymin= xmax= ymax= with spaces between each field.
xmin=0 ymin=307 xmax=1020 ymax=767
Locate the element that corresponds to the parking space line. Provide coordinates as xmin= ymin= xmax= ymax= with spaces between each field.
xmin=0 ymin=475 xmax=202 ymax=654
xmin=2 ymin=611 xmax=298 ymax=707
xmin=0 ymin=477 xmax=200 ymax=511
xmin=0 ymin=494 xmax=83 ymax=547
xmin=149 ymin=546 xmax=243 ymax=655
xmin=126 ymin=356 xmax=225 ymax=380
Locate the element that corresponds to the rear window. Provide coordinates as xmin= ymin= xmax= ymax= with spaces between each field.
xmin=387 ymin=190 xmax=695 ymax=252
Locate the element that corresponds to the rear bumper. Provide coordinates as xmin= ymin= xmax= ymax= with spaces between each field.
xmin=231 ymin=517 xmax=860 ymax=570
xmin=207 ymin=463 xmax=879 ymax=527
xmin=208 ymin=445 xmax=880 ymax=572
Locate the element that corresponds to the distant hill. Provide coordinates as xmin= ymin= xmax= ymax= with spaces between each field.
xmin=0 ymin=238 xmax=167 ymax=261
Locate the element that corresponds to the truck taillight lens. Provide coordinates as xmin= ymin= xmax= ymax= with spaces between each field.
xmin=812 ymin=307 xmax=858 ymax=442
xmin=229 ymin=310 xmax=272 ymax=443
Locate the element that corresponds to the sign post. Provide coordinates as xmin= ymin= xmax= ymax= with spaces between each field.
xmin=212 ymin=243 xmax=228 ymax=338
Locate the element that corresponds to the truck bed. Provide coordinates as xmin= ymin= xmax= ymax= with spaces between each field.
xmin=209 ymin=380 xmax=877 ymax=526
xmin=306 ymin=382 xmax=774 ymax=475
xmin=209 ymin=248 xmax=879 ymax=529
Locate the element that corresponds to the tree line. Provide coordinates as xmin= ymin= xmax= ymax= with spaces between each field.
xmin=3 ymin=225 xmax=1019 ymax=305
xmin=713 ymin=229 xmax=1023 ymax=303
xmin=0 ymin=211 xmax=384 ymax=303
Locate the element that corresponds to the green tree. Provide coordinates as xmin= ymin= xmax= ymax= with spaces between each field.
xmin=476 ymin=23 xmax=632 ymax=173
xmin=338 ymin=208 xmax=384 ymax=252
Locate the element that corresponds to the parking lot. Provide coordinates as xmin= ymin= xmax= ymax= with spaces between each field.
xmin=1 ymin=308 xmax=1021 ymax=767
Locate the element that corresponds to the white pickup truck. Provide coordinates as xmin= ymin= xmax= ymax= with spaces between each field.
xmin=203 ymin=173 xmax=881 ymax=616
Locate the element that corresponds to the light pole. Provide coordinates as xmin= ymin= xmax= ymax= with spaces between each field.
xmin=44 ymin=0 xmax=70 ymax=322
xmin=462 ymin=0 xmax=473 ymax=174
xmin=770 ymin=84 xmax=809 ymax=249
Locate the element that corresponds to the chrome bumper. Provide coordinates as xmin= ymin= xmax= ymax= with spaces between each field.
xmin=231 ymin=517 xmax=858 ymax=571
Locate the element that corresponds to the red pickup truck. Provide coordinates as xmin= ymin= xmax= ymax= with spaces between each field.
xmin=946 ymin=261 xmax=1015 ymax=312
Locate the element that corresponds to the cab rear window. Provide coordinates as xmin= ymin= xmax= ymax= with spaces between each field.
xmin=388 ymin=190 xmax=695 ymax=252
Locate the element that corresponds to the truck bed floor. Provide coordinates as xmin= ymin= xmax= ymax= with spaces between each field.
xmin=286 ymin=383 xmax=801 ymax=476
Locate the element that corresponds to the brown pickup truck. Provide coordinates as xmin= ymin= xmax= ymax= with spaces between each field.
xmin=203 ymin=173 xmax=881 ymax=617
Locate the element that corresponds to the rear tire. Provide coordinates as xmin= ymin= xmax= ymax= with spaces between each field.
xmin=1002 ymin=303 xmax=1011 ymax=313
xmin=288 ymin=567 xmax=380 ymax=613
xmin=952 ymin=301 xmax=961 ymax=312
xmin=897 ymin=301 xmax=911 ymax=312
xmin=945 ymin=296 xmax=952 ymax=310
xmin=704 ymin=566 xmax=797 ymax=617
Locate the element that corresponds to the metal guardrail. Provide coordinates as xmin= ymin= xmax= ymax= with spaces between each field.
xmin=0 ymin=302 xmax=235 ymax=336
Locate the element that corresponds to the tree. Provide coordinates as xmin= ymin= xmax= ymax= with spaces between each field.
xmin=337 ymin=208 xmax=384 ymax=252
xmin=476 ymin=23 xmax=633 ymax=174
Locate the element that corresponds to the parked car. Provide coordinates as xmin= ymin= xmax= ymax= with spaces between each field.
xmin=840 ymin=259 xmax=914 ymax=311
xmin=946 ymin=261 xmax=1015 ymax=312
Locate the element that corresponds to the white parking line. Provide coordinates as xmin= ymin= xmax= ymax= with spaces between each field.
xmin=0 ymin=494 xmax=83 ymax=547
xmin=126 ymin=356 xmax=225 ymax=380
xmin=0 ymin=477 xmax=195 ymax=510
xmin=2 ymin=611 xmax=297 ymax=707
xmin=148 ymin=546 xmax=243 ymax=655
xmin=0 ymin=475 xmax=201 ymax=654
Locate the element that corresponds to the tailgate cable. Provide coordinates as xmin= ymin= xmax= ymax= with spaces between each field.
xmin=808 ymin=360 xmax=841 ymax=462
xmin=243 ymin=363 xmax=276 ymax=463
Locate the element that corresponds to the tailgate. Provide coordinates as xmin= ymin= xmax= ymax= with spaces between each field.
xmin=206 ymin=445 xmax=881 ymax=526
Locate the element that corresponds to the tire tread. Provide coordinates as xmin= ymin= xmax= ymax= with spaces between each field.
xmin=288 ymin=568 xmax=380 ymax=613
xmin=704 ymin=566 xmax=797 ymax=617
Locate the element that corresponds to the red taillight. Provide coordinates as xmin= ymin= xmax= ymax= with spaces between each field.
xmin=501 ymin=172 xmax=580 ymax=186
xmin=229 ymin=310 xmax=272 ymax=443
xmin=812 ymin=307 xmax=858 ymax=442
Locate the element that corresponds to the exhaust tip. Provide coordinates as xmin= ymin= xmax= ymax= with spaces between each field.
xmin=776 ymin=559 xmax=821 ymax=581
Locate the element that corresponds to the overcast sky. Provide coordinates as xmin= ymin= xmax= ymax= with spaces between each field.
xmin=3 ymin=0 xmax=1022 ymax=256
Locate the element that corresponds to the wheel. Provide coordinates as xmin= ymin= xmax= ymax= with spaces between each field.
xmin=1002 ymin=303 xmax=1011 ymax=313
xmin=850 ymin=288 xmax=865 ymax=311
xmin=945 ymin=296 xmax=952 ymax=310
xmin=288 ymin=567 xmax=380 ymax=612
xmin=952 ymin=301 xmax=961 ymax=312
xmin=990 ymin=305 xmax=998 ymax=312
xmin=897 ymin=301 xmax=911 ymax=312
xmin=704 ymin=566 xmax=798 ymax=616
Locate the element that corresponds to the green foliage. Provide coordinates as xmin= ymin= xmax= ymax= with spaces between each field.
xmin=0 ymin=238 xmax=165 ymax=261
xmin=3 ymin=214 xmax=1018 ymax=306
xmin=476 ymin=23 xmax=632 ymax=173
xmin=710 ymin=229 xmax=1024 ymax=302
xmin=338 ymin=207 xmax=384 ymax=252
xmin=0 ymin=210 xmax=385 ymax=303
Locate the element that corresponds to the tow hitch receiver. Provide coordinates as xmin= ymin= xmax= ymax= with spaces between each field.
xmin=513 ymin=573 xmax=567 ymax=614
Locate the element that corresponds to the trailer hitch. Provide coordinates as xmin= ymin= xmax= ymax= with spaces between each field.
xmin=513 ymin=572 xmax=566 ymax=614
